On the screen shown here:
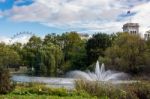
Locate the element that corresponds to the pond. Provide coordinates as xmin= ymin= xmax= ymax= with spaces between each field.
xmin=12 ymin=75 xmax=75 ymax=89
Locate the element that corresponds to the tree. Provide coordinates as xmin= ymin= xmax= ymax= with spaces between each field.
xmin=0 ymin=43 xmax=17 ymax=94
xmin=0 ymin=43 xmax=20 ymax=68
xmin=101 ymin=33 xmax=148 ymax=74
xmin=40 ymin=43 xmax=63 ymax=76
xmin=10 ymin=43 xmax=23 ymax=67
xmin=86 ymin=33 xmax=112 ymax=65
xmin=0 ymin=68 xmax=14 ymax=94
xmin=61 ymin=32 xmax=87 ymax=71
xmin=68 ymin=40 xmax=87 ymax=70
xmin=22 ymin=36 xmax=42 ymax=75
xmin=43 ymin=33 xmax=62 ymax=47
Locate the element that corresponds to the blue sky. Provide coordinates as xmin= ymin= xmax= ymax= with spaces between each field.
xmin=0 ymin=0 xmax=150 ymax=43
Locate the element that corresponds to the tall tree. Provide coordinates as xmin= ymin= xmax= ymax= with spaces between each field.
xmin=60 ymin=32 xmax=87 ymax=71
xmin=0 ymin=43 xmax=20 ymax=68
xmin=23 ymin=36 xmax=42 ymax=75
xmin=86 ymin=33 xmax=112 ymax=65
xmin=101 ymin=33 xmax=148 ymax=74
xmin=40 ymin=43 xmax=63 ymax=76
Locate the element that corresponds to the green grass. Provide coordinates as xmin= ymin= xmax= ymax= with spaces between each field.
xmin=1 ymin=81 xmax=149 ymax=99
xmin=0 ymin=83 xmax=98 ymax=99
xmin=0 ymin=94 xmax=98 ymax=99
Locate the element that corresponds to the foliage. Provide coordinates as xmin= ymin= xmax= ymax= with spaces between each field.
xmin=123 ymin=81 xmax=150 ymax=99
xmin=61 ymin=32 xmax=87 ymax=71
xmin=39 ymin=43 xmax=63 ymax=76
xmin=1 ymin=32 xmax=150 ymax=76
xmin=100 ymin=33 xmax=149 ymax=74
xmin=22 ymin=36 xmax=43 ymax=75
xmin=75 ymin=80 xmax=150 ymax=99
xmin=75 ymin=80 xmax=130 ymax=99
xmin=4 ymin=83 xmax=96 ymax=99
xmin=0 ymin=43 xmax=20 ymax=68
xmin=86 ymin=33 xmax=112 ymax=65
xmin=20 ymin=32 xmax=87 ymax=76
xmin=22 ymin=36 xmax=64 ymax=76
xmin=0 ymin=69 xmax=15 ymax=94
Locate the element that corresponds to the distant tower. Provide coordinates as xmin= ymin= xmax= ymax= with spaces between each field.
xmin=144 ymin=30 xmax=150 ymax=40
xmin=122 ymin=23 xmax=139 ymax=35
xmin=122 ymin=10 xmax=139 ymax=35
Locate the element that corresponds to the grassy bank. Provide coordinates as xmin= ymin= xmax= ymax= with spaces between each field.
xmin=1 ymin=81 xmax=150 ymax=99
xmin=0 ymin=95 xmax=98 ymax=99
xmin=0 ymin=83 xmax=97 ymax=99
xmin=75 ymin=80 xmax=150 ymax=99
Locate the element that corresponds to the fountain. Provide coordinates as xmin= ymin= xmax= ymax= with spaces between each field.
xmin=68 ymin=61 xmax=128 ymax=82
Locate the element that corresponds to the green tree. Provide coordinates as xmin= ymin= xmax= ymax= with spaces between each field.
xmin=0 ymin=43 xmax=20 ymax=68
xmin=61 ymin=32 xmax=87 ymax=71
xmin=0 ymin=43 xmax=16 ymax=94
xmin=86 ymin=33 xmax=112 ymax=65
xmin=40 ymin=43 xmax=63 ymax=76
xmin=10 ymin=43 xmax=23 ymax=67
xmin=23 ymin=36 xmax=42 ymax=75
xmin=0 ymin=68 xmax=14 ymax=94
xmin=101 ymin=33 xmax=148 ymax=74
xmin=43 ymin=33 xmax=63 ymax=47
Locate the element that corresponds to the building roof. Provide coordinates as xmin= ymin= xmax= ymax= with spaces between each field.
xmin=146 ymin=30 xmax=150 ymax=33
xmin=123 ymin=23 xmax=139 ymax=27
xmin=78 ymin=33 xmax=89 ymax=37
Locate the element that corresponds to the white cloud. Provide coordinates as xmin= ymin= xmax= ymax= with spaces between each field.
xmin=0 ymin=35 xmax=31 ymax=44
xmin=132 ymin=2 xmax=150 ymax=34
xmin=0 ymin=36 xmax=10 ymax=44
xmin=0 ymin=10 xmax=3 ymax=18
xmin=10 ymin=35 xmax=31 ymax=44
xmin=1 ymin=0 xmax=150 ymax=34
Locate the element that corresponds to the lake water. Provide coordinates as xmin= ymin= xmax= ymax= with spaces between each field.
xmin=12 ymin=75 xmax=75 ymax=89
xmin=11 ymin=75 xmax=138 ymax=89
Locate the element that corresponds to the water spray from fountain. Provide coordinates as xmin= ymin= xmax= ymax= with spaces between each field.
xmin=68 ymin=61 xmax=128 ymax=81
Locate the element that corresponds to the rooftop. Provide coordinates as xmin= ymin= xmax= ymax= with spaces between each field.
xmin=146 ymin=30 xmax=150 ymax=33
xmin=123 ymin=23 xmax=139 ymax=27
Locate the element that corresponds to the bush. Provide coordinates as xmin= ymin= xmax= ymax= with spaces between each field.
xmin=123 ymin=81 xmax=150 ymax=99
xmin=75 ymin=80 xmax=129 ymax=99
xmin=75 ymin=80 xmax=150 ymax=99
xmin=0 ymin=68 xmax=15 ymax=94
xmin=12 ymin=83 xmax=92 ymax=98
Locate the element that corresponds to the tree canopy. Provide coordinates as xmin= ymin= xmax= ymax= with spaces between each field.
xmin=1 ymin=32 xmax=149 ymax=76
xmin=100 ymin=33 xmax=150 ymax=74
xmin=86 ymin=33 xmax=112 ymax=65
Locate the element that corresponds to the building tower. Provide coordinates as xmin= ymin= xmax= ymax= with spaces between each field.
xmin=122 ymin=23 xmax=139 ymax=35
xmin=144 ymin=30 xmax=150 ymax=40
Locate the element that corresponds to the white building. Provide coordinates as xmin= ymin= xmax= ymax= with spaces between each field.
xmin=78 ymin=33 xmax=91 ymax=40
xmin=123 ymin=23 xmax=139 ymax=35
xmin=144 ymin=30 xmax=150 ymax=40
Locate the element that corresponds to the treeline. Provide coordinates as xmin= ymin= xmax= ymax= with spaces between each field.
xmin=0 ymin=32 xmax=150 ymax=76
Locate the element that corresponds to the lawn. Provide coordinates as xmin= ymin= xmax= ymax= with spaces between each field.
xmin=0 ymin=94 xmax=98 ymax=99
xmin=0 ymin=81 xmax=149 ymax=99
xmin=0 ymin=83 xmax=98 ymax=99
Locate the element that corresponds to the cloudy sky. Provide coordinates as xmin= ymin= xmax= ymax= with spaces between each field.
xmin=0 ymin=0 xmax=150 ymax=43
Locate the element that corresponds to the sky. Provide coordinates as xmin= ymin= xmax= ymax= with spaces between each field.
xmin=0 ymin=0 xmax=150 ymax=43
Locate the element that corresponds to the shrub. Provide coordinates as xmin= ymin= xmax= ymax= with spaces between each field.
xmin=123 ymin=81 xmax=150 ymax=99
xmin=75 ymin=80 xmax=150 ymax=99
xmin=0 ymin=68 xmax=15 ymax=94
xmin=12 ymin=83 xmax=92 ymax=98
xmin=75 ymin=80 xmax=127 ymax=99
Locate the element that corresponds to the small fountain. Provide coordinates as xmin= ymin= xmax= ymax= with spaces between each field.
xmin=68 ymin=61 xmax=128 ymax=82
